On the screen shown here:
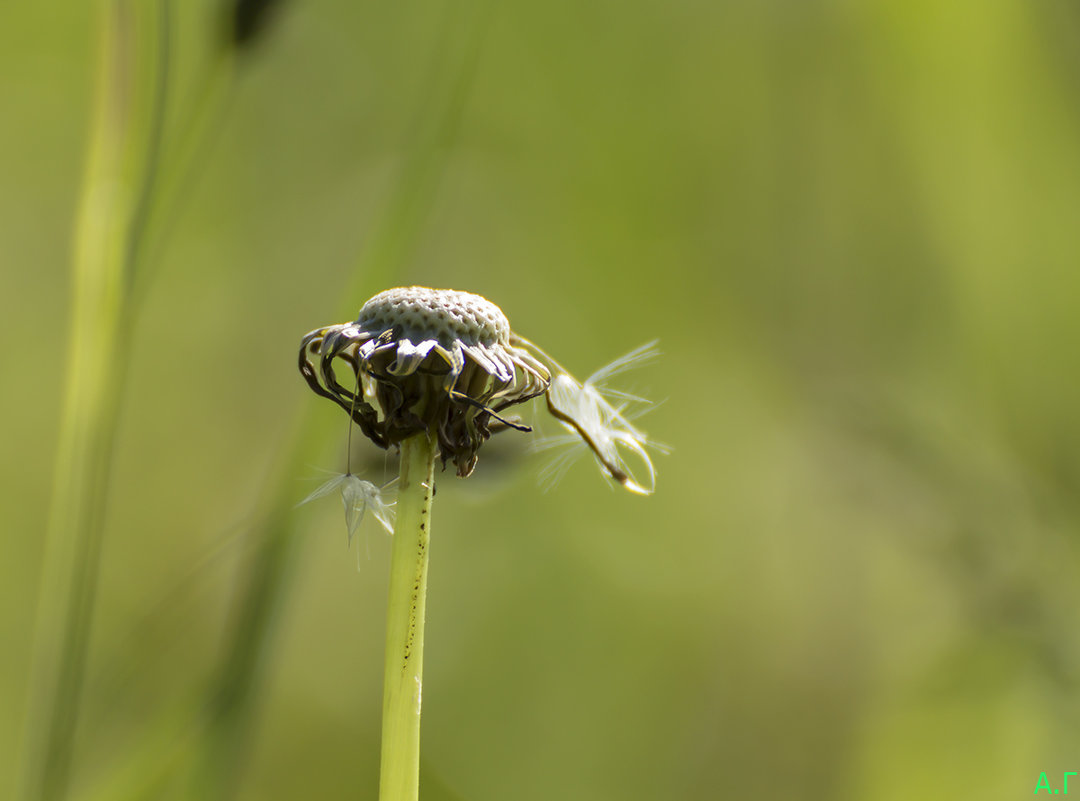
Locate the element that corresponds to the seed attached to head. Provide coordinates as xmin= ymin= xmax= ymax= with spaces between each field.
xmin=300 ymin=287 xmax=550 ymax=477
xmin=543 ymin=341 xmax=663 ymax=496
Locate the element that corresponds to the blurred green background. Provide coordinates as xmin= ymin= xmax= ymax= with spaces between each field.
xmin=4 ymin=1 xmax=1080 ymax=799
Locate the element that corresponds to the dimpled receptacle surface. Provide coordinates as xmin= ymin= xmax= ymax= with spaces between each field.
xmin=356 ymin=286 xmax=511 ymax=346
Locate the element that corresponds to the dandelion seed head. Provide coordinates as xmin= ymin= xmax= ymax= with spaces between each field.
xmin=300 ymin=287 xmax=549 ymax=478
xmin=299 ymin=289 xmax=664 ymax=496
xmin=356 ymin=286 xmax=510 ymax=349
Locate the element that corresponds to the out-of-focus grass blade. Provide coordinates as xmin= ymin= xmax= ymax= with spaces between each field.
xmin=17 ymin=2 xmax=172 ymax=800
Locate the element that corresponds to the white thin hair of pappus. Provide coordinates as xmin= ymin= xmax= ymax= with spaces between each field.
xmin=584 ymin=340 xmax=661 ymax=388
xmin=297 ymin=472 xmax=397 ymax=547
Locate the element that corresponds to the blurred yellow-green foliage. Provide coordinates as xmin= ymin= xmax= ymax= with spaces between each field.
xmin=5 ymin=1 xmax=1080 ymax=799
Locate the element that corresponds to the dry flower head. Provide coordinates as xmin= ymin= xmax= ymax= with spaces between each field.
xmin=299 ymin=286 xmax=661 ymax=520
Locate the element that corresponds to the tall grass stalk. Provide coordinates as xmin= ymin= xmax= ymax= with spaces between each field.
xmin=379 ymin=433 xmax=437 ymax=801
xmin=18 ymin=2 xmax=171 ymax=800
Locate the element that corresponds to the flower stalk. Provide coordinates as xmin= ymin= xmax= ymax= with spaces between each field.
xmin=379 ymin=432 xmax=437 ymax=801
xmin=300 ymin=286 xmax=662 ymax=799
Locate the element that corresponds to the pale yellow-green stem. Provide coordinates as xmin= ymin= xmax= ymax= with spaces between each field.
xmin=18 ymin=3 xmax=151 ymax=800
xmin=379 ymin=433 xmax=437 ymax=801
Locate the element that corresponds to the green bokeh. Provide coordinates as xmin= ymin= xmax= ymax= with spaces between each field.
xmin=4 ymin=1 xmax=1080 ymax=799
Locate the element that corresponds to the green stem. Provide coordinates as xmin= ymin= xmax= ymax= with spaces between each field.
xmin=379 ymin=433 xmax=437 ymax=801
